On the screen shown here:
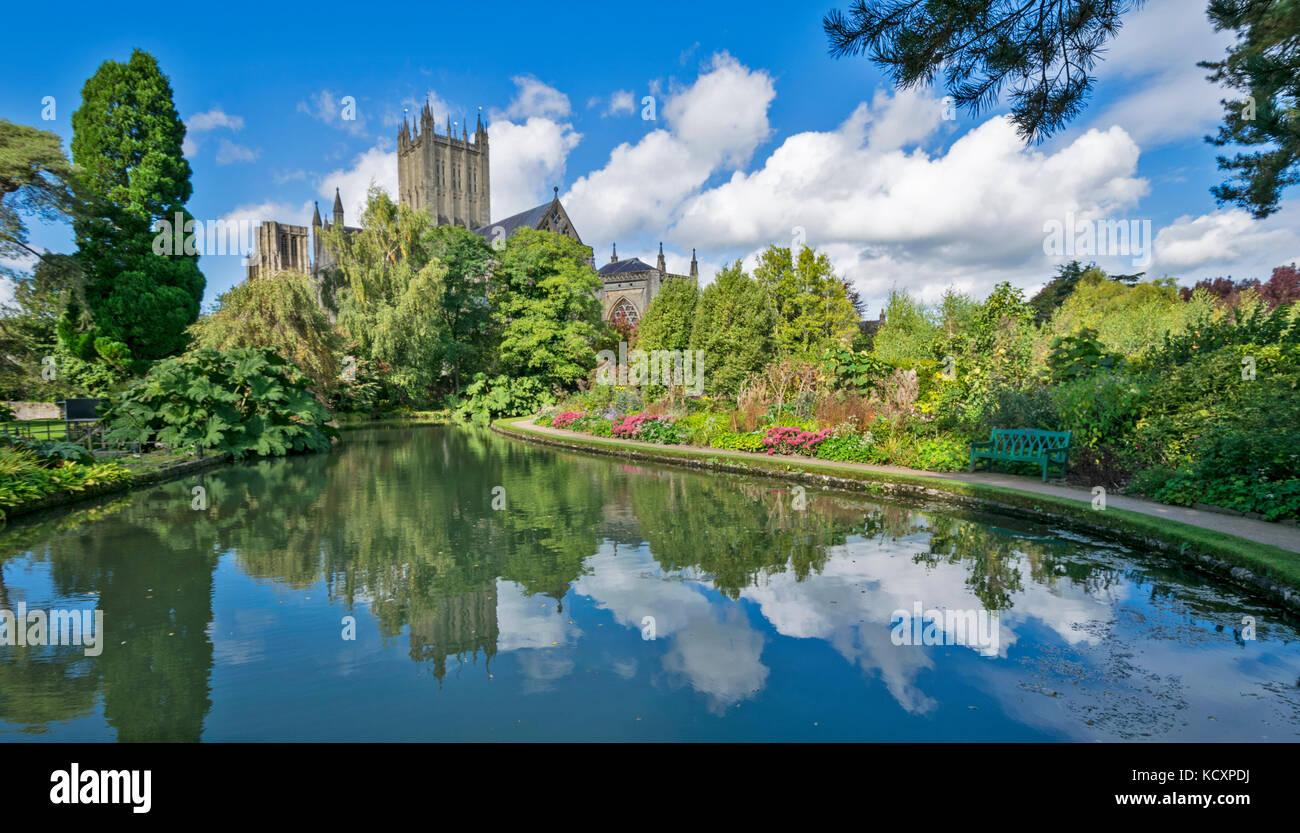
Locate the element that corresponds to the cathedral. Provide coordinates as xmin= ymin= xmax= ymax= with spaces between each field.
xmin=244 ymin=101 xmax=697 ymax=326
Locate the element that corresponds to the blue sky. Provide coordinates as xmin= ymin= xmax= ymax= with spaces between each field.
xmin=3 ymin=0 xmax=1297 ymax=315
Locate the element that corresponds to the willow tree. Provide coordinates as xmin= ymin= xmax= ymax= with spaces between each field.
xmin=188 ymin=271 xmax=342 ymax=394
xmin=322 ymin=188 xmax=450 ymax=403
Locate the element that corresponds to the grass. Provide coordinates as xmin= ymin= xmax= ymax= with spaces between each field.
xmin=495 ymin=416 xmax=1300 ymax=598
xmin=1 ymin=419 xmax=69 ymax=440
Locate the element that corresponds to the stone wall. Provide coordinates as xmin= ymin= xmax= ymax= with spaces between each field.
xmin=3 ymin=401 xmax=61 ymax=420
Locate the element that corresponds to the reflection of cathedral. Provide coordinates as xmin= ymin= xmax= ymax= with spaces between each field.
xmin=243 ymin=100 xmax=700 ymax=327
xmin=406 ymin=586 xmax=499 ymax=683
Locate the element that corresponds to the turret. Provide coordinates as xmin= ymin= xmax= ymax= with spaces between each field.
xmin=610 ymin=243 xmax=618 ymax=264
xmin=690 ymin=248 xmax=699 ymax=279
xmin=312 ymin=201 xmax=321 ymax=228
xmin=657 ymin=242 xmax=666 ymax=273
xmin=333 ymin=188 xmax=344 ymax=227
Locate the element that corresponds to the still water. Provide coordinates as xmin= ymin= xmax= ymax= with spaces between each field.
xmin=1 ymin=426 xmax=1298 ymax=741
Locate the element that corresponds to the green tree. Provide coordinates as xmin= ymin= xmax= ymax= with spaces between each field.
xmin=634 ymin=276 xmax=698 ymax=351
xmin=423 ymin=224 xmax=494 ymax=389
xmin=689 ymin=260 xmax=777 ymax=395
xmin=823 ymin=0 xmax=1142 ymax=143
xmin=0 ymin=120 xmax=77 ymax=275
xmin=324 ymin=188 xmax=449 ymax=403
xmin=68 ymin=49 xmax=204 ymax=362
xmin=1201 ymin=0 xmax=1300 ymax=217
xmin=753 ymin=244 xmax=860 ymax=355
xmin=492 ymin=227 xmax=607 ymax=391
xmin=188 ymin=271 xmax=343 ymax=394
xmin=872 ymin=288 xmax=937 ymax=364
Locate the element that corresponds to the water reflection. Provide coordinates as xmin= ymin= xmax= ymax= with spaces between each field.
xmin=1 ymin=426 xmax=1297 ymax=740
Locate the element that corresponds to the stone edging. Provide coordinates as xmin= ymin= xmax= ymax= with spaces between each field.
xmin=492 ymin=419 xmax=1300 ymax=615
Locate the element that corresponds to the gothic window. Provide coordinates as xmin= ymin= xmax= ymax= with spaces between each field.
xmin=609 ymin=297 xmax=639 ymax=328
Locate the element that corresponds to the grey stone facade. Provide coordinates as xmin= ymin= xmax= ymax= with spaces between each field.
xmin=243 ymin=102 xmax=700 ymax=329
xmin=597 ymin=242 xmax=698 ymax=327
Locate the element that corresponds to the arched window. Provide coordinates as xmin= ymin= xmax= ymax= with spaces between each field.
xmin=609 ymin=297 xmax=639 ymax=328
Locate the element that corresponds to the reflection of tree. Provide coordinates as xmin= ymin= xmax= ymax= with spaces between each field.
xmin=915 ymin=516 xmax=1025 ymax=611
xmin=0 ymin=648 xmax=99 ymax=732
xmin=629 ymin=472 xmax=859 ymax=598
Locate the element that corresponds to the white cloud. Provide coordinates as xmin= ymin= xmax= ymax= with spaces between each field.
xmin=318 ymin=145 xmax=399 ymax=222
xmin=489 ymin=118 xmax=582 ymax=218
xmin=498 ymin=76 xmax=571 ymax=121
xmin=564 ymin=52 xmax=775 ymax=244
xmin=189 ymin=107 xmax=245 ymax=133
xmin=1153 ymin=206 xmax=1300 ymax=275
xmin=215 ymin=139 xmax=258 ymax=165
xmin=298 ymin=89 xmax=367 ymax=136
xmin=185 ymin=106 xmax=245 ymax=158
xmin=603 ymin=90 xmax=636 ymax=117
xmin=662 ymin=52 xmax=775 ymax=169
xmin=668 ymin=99 xmax=1150 ymax=309
xmin=1087 ymin=0 xmax=1235 ymax=145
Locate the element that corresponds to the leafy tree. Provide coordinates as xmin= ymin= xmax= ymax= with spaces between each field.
xmin=68 ymin=49 xmax=204 ymax=362
xmin=871 ymin=288 xmax=937 ymax=364
xmin=188 ymin=271 xmax=343 ymax=394
xmin=324 ymin=188 xmax=450 ymax=403
xmin=753 ymin=244 xmax=860 ymax=355
xmin=492 ymin=227 xmax=607 ymax=392
xmin=101 ymin=347 xmax=336 ymax=459
xmin=1200 ymin=0 xmax=1300 ymax=217
xmin=689 ymin=260 xmax=777 ymax=395
xmin=634 ymin=276 xmax=698 ymax=351
xmin=423 ymin=225 xmax=494 ymax=390
xmin=823 ymin=0 xmax=1143 ymax=143
xmin=0 ymin=120 xmax=77 ymax=274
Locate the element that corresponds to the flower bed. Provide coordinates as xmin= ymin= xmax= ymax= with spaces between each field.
xmin=761 ymin=425 xmax=832 ymax=455
xmin=551 ymin=411 xmax=585 ymax=429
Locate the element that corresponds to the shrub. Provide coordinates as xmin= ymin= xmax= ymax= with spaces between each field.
xmin=100 ymin=347 xmax=337 ymax=460
xmin=914 ymin=435 xmax=968 ymax=472
xmin=454 ymin=373 xmax=554 ymax=422
xmin=0 ymin=446 xmax=131 ymax=519
xmin=1052 ymin=372 xmax=1147 ymax=449
xmin=709 ymin=430 xmax=766 ymax=453
xmin=610 ymin=413 xmax=683 ymax=443
xmin=678 ymin=412 xmax=727 ymax=446
xmin=761 ymin=425 xmax=831 ymax=455
xmin=551 ymin=411 xmax=585 ymax=429
xmin=816 ymin=433 xmax=875 ymax=463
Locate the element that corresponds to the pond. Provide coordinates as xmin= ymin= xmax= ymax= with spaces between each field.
xmin=1 ymin=426 xmax=1298 ymax=741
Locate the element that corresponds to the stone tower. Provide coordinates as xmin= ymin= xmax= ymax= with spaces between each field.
xmin=398 ymin=104 xmax=490 ymax=228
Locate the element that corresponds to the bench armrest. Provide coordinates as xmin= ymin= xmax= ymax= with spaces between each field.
xmin=970 ymin=440 xmax=993 ymax=451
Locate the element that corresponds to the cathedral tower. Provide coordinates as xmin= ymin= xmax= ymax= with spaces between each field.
xmin=398 ymin=103 xmax=490 ymax=228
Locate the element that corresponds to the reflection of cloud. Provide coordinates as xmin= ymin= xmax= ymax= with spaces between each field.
xmin=494 ymin=578 xmax=578 ymax=652
xmin=739 ymin=534 xmax=1116 ymax=714
xmin=573 ymin=544 xmax=770 ymax=712
xmin=660 ymin=607 xmax=767 ymax=714
xmin=494 ymin=579 xmax=580 ymax=693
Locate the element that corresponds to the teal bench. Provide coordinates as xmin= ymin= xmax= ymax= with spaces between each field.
xmin=969 ymin=428 xmax=1071 ymax=482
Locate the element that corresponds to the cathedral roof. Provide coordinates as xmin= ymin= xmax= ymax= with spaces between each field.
xmin=598 ymin=257 xmax=656 ymax=276
xmin=472 ymin=201 xmax=552 ymax=239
